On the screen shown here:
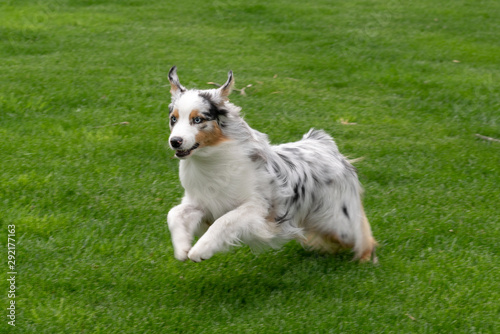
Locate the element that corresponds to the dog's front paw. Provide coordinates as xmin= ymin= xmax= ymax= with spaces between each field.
xmin=174 ymin=247 xmax=191 ymax=262
xmin=187 ymin=243 xmax=214 ymax=263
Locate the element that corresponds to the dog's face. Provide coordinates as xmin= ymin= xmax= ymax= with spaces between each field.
xmin=167 ymin=67 xmax=234 ymax=159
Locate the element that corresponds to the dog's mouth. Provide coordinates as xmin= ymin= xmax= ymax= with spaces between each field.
xmin=175 ymin=143 xmax=199 ymax=158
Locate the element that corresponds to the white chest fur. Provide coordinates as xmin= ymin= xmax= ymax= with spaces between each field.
xmin=179 ymin=144 xmax=255 ymax=220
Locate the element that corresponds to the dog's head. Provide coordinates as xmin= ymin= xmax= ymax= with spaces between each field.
xmin=167 ymin=66 xmax=235 ymax=159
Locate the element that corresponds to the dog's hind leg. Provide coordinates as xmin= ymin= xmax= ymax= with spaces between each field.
xmin=300 ymin=230 xmax=345 ymax=254
xmin=354 ymin=208 xmax=378 ymax=263
xmin=301 ymin=194 xmax=377 ymax=263
xmin=187 ymin=200 xmax=279 ymax=262
xmin=167 ymin=202 xmax=205 ymax=261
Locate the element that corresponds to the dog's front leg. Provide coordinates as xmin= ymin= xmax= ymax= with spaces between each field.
xmin=187 ymin=202 xmax=273 ymax=262
xmin=167 ymin=203 xmax=205 ymax=261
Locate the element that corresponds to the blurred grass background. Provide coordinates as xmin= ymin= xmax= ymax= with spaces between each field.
xmin=0 ymin=0 xmax=499 ymax=332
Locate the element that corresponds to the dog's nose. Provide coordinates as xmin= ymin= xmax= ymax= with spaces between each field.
xmin=170 ymin=137 xmax=183 ymax=149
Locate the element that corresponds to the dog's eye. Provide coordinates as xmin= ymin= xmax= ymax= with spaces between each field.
xmin=171 ymin=116 xmax=177 ymax=123
xmin=193 ymin=117 xmax=203 ymax=124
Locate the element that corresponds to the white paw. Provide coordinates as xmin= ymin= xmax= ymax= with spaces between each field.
xmin=187 ymin=243 xmax=214 ymax=263
xmin=174 ymin=247 xmax=191 ymax=262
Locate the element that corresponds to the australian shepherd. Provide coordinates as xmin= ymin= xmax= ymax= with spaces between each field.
xmin=166 ymin=67 xmax=377 ymax=263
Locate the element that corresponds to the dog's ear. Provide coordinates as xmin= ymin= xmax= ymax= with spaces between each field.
xmin=168 ymin=66 xmax=186 ymax=97
xmin=218 ymin=71 xmax=234 ymax=99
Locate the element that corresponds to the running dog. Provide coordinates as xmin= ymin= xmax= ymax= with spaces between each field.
xmin=166 ymin=66 xmax=377 ymax=263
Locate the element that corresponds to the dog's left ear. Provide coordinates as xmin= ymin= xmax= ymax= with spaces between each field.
xmin=218 ymin=71 xmax=234 ymax=99
xmin=168 ymin=66 xmax=186 ymax=97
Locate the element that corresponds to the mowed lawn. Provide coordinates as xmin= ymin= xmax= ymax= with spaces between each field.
xmin=1 ymin=0 xmax=499 ymax=332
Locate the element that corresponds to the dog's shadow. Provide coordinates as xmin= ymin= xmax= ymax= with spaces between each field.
xmin=171 ymin=244 xmax=371 ymax=309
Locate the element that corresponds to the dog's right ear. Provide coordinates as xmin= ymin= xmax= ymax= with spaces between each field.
xmin=218 ymin=70 xmax=234 ymax=100
xmin=168 ymin=66 xmax=186 ymax=97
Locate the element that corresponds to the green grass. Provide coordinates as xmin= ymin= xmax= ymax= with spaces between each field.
xmin=1 ymin=0 xmax=499 ymax=332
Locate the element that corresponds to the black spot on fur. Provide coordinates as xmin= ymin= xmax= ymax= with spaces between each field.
xmin=198 ymin=92 xmax=229 ymax=121
xmin=201 ymin=111 xmax=215 ymax=120
xmin=249 ymin=153 xmax=260 ymax=162
xmin=275 ymin=211 xmax=290 ymax=224
xmin=271 ymin=161 xmax=280 ymax=174
xmin=292 ymin=184 xmax=300 ymax=203
xmin=277 ymin=152 xmax=296 ymax=170
xmin=342 ymin=204 xmax=349 ymax=219
xmin=248 ymin=149 xmax=266 ymax=163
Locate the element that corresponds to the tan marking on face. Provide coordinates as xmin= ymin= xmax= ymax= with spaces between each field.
xmin=192 ymin=110 xmax=228 ymax=147
xmin=171 ymin=109 xmax=179 ymax=124
xmin=189 ymin=109 xmax=200 ymax=120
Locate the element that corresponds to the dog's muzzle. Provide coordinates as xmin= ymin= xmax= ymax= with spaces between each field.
xmin=174 ymin=143 xmax=199 ymax=158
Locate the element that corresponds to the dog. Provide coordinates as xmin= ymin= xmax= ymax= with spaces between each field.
xmin=166 ymin=66 xmax=377 ymax=263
